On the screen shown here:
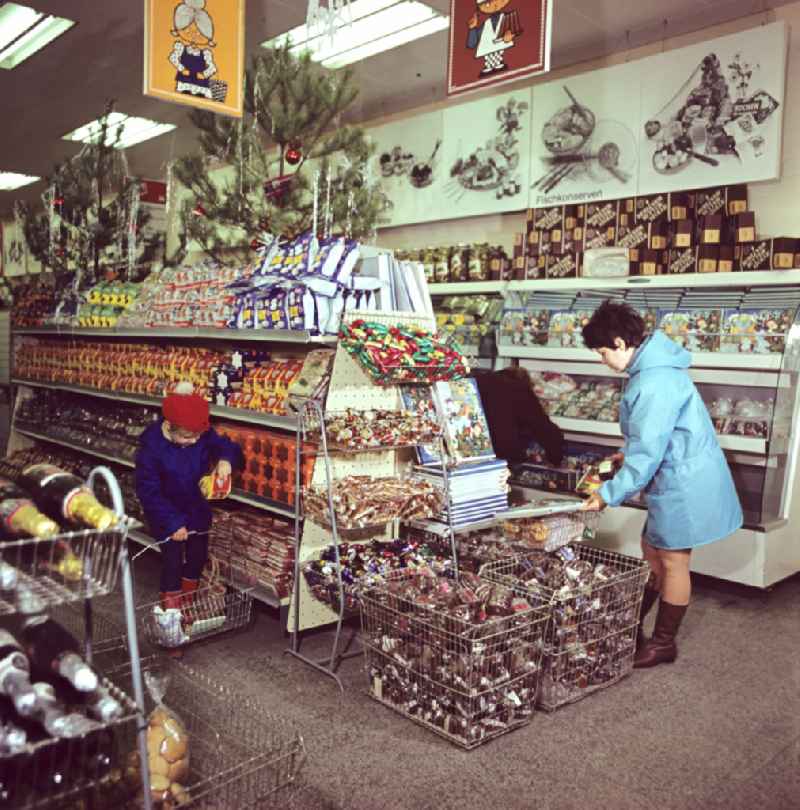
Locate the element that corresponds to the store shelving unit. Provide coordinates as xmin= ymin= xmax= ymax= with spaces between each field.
xmin=496 ymin=273 xmax=800 ymax=588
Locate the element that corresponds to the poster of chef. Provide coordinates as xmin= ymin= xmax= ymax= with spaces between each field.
xmin=368 ymin=110 xmax=445 ymax=227
xmin=144 ymin=0 xmax=245 ymax=118
xmin=447 ymin=0 xmax=551 ymax=96
xmin=637 ymin=21 xmax=787 ymax=195
xmin=441 ymin=89 xmax=533 ymax=218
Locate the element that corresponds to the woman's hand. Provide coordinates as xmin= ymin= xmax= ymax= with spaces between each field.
xmin=581 ymin=493 xmax=607 ymax=512
xmin=171 ymin=526 xmax=189 ymax=542
xmin=215 ymin=460 xmax=232 ymax=479
xmin=610 ymin=451 xmax=625 ymax=466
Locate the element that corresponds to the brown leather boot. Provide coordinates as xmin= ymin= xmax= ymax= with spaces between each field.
xmin=634 ymin=601 xmax=687 ymax=668
xmin=636 ymin=586 xmax=661 ymax=651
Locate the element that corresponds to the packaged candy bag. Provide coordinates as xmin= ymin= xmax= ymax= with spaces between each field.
xmin=144 ymin=669 xmax=191 ymax=807
xmin=199 ymin=471 xmax=232 ymax=500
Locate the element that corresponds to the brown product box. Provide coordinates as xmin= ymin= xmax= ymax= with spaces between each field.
xmin=635 ymin=193 xmax=669 ymax=224
xmin=628 ymin=260 xmax=640 ymax=276
xmin=638 ymin=249 xmax=664 ymax=276
xmin=585 ymin=200 xmax=619 ymax=230
xmin=695 ymin=187 xmax=726 ymax=217
xmin=617 ymin=221 xmax=649 ymax=251
xmin=771 ymin=237 xmax=797 ymax=270
xmin=618 ymin=209 xmax=634 ymax=230
xmin=736 ymin=240 xmax=771 ymax=272
xmin=489 ymin=255 xmax=504 ymax=281
xmin=619 ymin=197 xmax=636 ymax=219
xmin=547 ymin=252 xmax=580 ymax=280
xmin=669 ymin=192 xmax=694 ymax=221
xmin=668 ymin=247 xmax=698 ymax=275
xmin=526 ymin=254 xmax=547 ymax=279
xmin=513 ymin=256 xmax=527 ymax=280
xmin=734 ymin=212 xmax=756 ymax=243
xmin=533 ymin=206 xmax=564 ymax=231
xmin=698 ymin=245 xmax=719 ymax=273
xmin=526 ymin=208 xmax=535 ymax=232
xmin=648 ymin=222 xmax=670 ymax=250
xmin=584 ymin=225 xmax=617 ymax=250
xmin=718 ymin=246 xmax=735 ymax=273
xmin=673 ymin=219 xmax=695 ymax=248
xmin=552 ymin=227 xmax=578 ymax=255
xmin=549 ymin=227 xmax=564 ymax=254
xmin=699 ymin=215 xmax=724 ymax=245
xmin=563 ymin=204 xmax=584 ymax=230
xmin=726 ymin=184 xmax=749 ymax=216
xmin=513 ymin=232 xmax=525 ymax=259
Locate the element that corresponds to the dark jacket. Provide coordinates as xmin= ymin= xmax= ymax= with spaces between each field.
xmin=135 ymin=420 xmax=244 ymax=541
xmin=474 ymin=369 xmax=564 ymax=466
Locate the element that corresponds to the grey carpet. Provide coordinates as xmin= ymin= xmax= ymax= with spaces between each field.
xmin=89 ymin=546 xmax=800 ymax=809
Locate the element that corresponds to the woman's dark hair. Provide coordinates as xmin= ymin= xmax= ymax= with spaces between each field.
xmin=582 ymin=301 xmax=646 ymax=350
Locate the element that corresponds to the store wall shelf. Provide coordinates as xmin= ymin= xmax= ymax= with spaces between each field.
xmin=11 ymin=379 xmax=298 ymax=430
xmin=428 ymin=281 xmax=507 ymax=295
xmin=497 ymin=345 xmax=784 ymax=370
xmin=229 ymin=490 xmax=297 ymax=519
xmin=12 ymin=326 xmax=337 ymax=344
xmin=15 ymin=428 xmax=136 ymax=468
xmin=506 ymin=270 xmax=800 ymax=292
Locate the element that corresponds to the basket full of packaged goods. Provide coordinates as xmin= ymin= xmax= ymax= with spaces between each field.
xmin=359 ymin=567 xmax=551 ymax=749
xmin=480 ymin=545 xmax=650 ymax=711
xmin=107 ymin=656 xmax=307 ymax=809
xmin=500 ymin=497 xmax=601 ymax=553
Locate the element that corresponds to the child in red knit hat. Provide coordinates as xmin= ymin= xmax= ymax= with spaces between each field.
xmin=135 ymin=382 xmax=243 ymax=628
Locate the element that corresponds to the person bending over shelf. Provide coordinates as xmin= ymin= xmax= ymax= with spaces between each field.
xmin=135 ymin=382 xmax=244 ymax=621
xmin=473 ymin=367 xmax=565 ymax=466
xmin=581 ymin=301 xmax=742 ymax=668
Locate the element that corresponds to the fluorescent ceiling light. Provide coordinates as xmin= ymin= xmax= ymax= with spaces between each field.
xmin=263 ymin=0 xmax=448 ymax=68
xmin=63 ymin=112 xmax=176 ymax=149
xmin=0 ymin=172 xmax=40 ymax=191
xmin=0 ymin=3 xmax=75 ymax=70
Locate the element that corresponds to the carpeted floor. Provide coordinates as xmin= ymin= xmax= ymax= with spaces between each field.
xmin=97 ymin=546 xmax=800 ymax=810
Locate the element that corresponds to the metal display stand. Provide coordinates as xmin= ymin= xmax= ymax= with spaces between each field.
xmin=0 ymin=465 xmax=153 ymax=810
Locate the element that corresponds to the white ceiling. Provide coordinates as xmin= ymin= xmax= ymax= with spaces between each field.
xmin=0 ymin=0 xmax=790 ymax=215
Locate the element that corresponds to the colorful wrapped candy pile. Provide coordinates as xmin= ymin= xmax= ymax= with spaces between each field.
xmin=311 ymin=408 xmax=441 ymax=451
xmin=303 ymin=475 xmax=444 ymax=530
xmin=339 ymin=320 xmax=469 ymax=385
xmin=481 ymin=545 xmax=649 ymax=711
xmin=302 ymin=538 xmax=451 ymax=613
xmin=360 ymin=567 xmax=550 ymax=748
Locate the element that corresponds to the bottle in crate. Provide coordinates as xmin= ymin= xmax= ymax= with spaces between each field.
xmin=20 ymin=464 xmax=118 ymax=531
xmin=0 ymin=628 xmax=38 ymax=717
xmin=0 ymin=476 xmax=60 ymax=539
xmin=0 ymin=694 xmax=27 ymax=753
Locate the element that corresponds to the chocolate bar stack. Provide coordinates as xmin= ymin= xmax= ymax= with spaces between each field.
xmin=522 ymin=204 xmax=586 ymax=280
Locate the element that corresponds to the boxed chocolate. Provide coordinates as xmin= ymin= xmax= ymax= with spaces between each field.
xmin=512 ymin=256 xmax=526 ymax=280
xmin=734 ymin=212 xmax=756 ymax=243
xmin=527 ymin=230 xmax=541 ymax=256
xmin=772 ymin=238 xmax=797 ymax=269
xmin=668 ymin=247 xmax=698 ymax=275
xmin=585 ymin=200 xmax=619 ymax=233
xmin=532 ymin=206 xmax=564 ymax=231
xmin=659 ymin=308 xmax=722 ymax=353
xmin=718 ymin=246 xmax=735 ymax=273
xmin=616 ymin=221 xmax=649 ymax=258
xmin=673 ymin=220 xmax=695 ymax=248
xmin=563 ymin=204 xmax=585 ymax=230
xmin=726 ymin=184 xmax=749 ymax=216
xmin=513 ymin=232 xmax=525 ymax=259
xmin=698 ymin=245 xmax=719 ymax=273
xmin=526 ymin=254 xmax=548 ymax=279
xmin=547 ymin=252 xmax=581 ymax=280
xmin=699 ymin=215 xmax=724 ymax=245
xmin=526 ymin=208 xmax=535 ymax=231
xmin=638 ymin=249 xmax=665 ymax=276
xmin=551 ymin=228 xmax=578 ymax=255
xmin=669 ymin=192 xmax=694 ymax=221
xmin=648 ymin=221 xmax=670 ymax=251
xmin=695 ymin=187 xmax=726 ymax=217
xmin=635 ymin=193 xmax=669 ymax=224
xmin=736 ymin=240 xmax=771 ymax=272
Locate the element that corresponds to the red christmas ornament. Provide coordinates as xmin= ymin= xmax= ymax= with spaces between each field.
xmin=192 ymin=202 xmax=207 ymax=217
xmin=285 ymin=142 xmax=302 ymax=166
xmin=53 ymin=196 xmax=64 ymax=209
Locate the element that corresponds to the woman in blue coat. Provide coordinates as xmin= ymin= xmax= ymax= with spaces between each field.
xmin=135 ymin=384 xmax=243 ymax=612
xmin=581 ymin=301 xmax=742 ymax=668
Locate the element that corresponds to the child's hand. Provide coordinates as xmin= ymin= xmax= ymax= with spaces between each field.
xmin=171 ymin=526 xmax=189 ymax=541
xmin=181 ymin=68 xmax=191 ymax=76
xmin=195 ymin=71 xmax=205 ymax=80
xmin=215 ymin=460 xmax=232 ymax=479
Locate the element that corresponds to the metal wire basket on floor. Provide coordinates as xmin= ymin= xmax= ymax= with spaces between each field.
xmin=107 ymin=656 xmax=307 ymax=809
xmin=360 ymin=568 xmax=551 ymax=749
xmin=480 ymin=545 xmax=650 ymax=711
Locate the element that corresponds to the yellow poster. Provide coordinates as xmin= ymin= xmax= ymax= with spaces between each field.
xmin=144 ymin=0 xmax=245 ymax=118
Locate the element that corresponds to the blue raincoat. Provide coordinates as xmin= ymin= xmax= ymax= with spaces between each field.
xmin=599 ymin=331 xmax=743 ymax=550
xmin=135 ymin=420 xmax=244 ymax=542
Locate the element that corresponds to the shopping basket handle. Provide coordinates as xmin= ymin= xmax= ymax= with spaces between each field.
xmin=87 ymin=465 xmax=125 ymax=519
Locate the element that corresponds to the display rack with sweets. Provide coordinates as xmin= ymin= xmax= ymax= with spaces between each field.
xmin=719 ymin=307 xmax=794 ymax=354
xmin=434 ymin=295 xmax=504 ymax=351
xmin=302 ymin=538 xmax=451 ymax=613
xmin=480 ymin=544 xmax=649 ymax=711
xmin=707 ymin=397 xmax=773 ymax=438
xmin=530 ymin=371 xmax=621 ymax=423
xmin=308 ymin=408 xmax=441 ymax=451
xmin=76 ymin=280 xmax=142 ymax=327
xmin=10 ymin=280 xmax=60 ymax=328
xmin=360 ymin=567 xmax=550 ymax=748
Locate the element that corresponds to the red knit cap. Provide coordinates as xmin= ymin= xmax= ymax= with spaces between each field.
xmin=162 ymin=392 xmax=210 ymax=434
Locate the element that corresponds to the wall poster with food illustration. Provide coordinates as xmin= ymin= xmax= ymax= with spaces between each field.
xmin=637 ymin=21 xmax=786 ymax=195
xmin=368 ymin=109 xmax=444 ymax=227
xmin=529 ymin=61 xmax=642 ymax=207
xmin=441 ymin=90 xmax=532 ymax=218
